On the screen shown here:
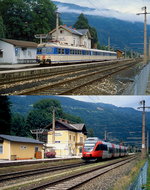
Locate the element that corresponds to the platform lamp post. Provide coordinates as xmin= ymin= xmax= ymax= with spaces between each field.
xmin=137 ymin=6 xmax=150 ymax=64
xmin=137 ymin=100 xmax=150 ymax=158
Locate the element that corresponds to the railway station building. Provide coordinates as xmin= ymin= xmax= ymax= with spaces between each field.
xmin=0 ymin=134 xmax=44 ymax=160
xmin=44 ymin=119 xmax=87 ymax=157
xmin=49 ymin=25 xmax=92 ymax=49
xmin=0 ymin=39 xmax=37 ymax=64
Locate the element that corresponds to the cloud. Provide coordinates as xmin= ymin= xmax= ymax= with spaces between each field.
xmin=55 ymin=0 xmax=150 ymax=24
xmin=65 ymin=95 xmax=150 ymax=109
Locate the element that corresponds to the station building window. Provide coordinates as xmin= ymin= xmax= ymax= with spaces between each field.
xmin=0 ymin=144 xmax=3 ymax=153
xmin=80 ymin=137 xmax=83 ymax=143
xmin=69 ymin=135 xmax=71 ymax=141
xmin=0 ymin=49 xmax=3 ymax=58
xmin=21 ymin=145 xmax=27 ymax=150
xmin=79 ymin=147 xmax=82 ymax=153
xmin=35 ymin=146 xmax=39 ymax=152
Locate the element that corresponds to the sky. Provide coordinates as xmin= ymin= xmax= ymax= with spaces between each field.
xmin=54 ymin=0 xmax=150 ymax=24
xmin=65 ymin=95 xmax=150 ymax=109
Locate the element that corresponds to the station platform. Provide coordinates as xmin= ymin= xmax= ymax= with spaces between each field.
xmin=0 ymin=156 xmax=81 ymax=167
xmin=0 ymin=63 xmax=40 ymax=70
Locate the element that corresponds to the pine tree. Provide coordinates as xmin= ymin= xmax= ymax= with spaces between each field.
xmin=0 ymin=96 xmax=11 ymax=134
xmin=74 ymin=13 xmax=99 ymax=48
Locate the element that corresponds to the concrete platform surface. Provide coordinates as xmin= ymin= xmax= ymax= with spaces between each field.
xmin=0 ymin=63 xmax=40 ymax=70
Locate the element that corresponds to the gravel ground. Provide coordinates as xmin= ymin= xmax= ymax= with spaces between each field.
xmin=71 ymin=62 xmax=144 ymax=95
xmin=74 ymin=159 xmax=136 ymax=190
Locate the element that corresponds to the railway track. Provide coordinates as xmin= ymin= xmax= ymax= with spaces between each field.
xmin=27 ymin=156 xmax=136 ymax=190
xmin=0 ymin=60 xmax=120 ymax=95
xmin=0 ymin=162 xmax=86 ymax=183
xmin=19 ymin=59 xmax=140 ymax=95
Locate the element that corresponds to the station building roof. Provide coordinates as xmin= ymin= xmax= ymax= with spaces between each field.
xmin=0 ymin=134 xmax=44 ymax=144
xmin=0 ymin=39 xmax=37 ymax=48
xmin=45 ymin=119 xmax=87 ymax=135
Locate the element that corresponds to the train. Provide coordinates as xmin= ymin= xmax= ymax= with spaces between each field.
xmin=82 ymin=137 xmax=128 ymax=161
xmin=36 ymin=42 xmax=117 ymax=65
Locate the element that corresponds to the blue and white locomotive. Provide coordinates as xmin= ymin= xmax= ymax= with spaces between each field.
xmin=36 ymin=42 xmax=117 ymax=65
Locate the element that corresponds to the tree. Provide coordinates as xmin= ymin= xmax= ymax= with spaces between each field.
xmin=74 ymin=13 xmax=99 ymax=48
xmin=25 ymin=98 xmax=83 ymax=136
xmin=11 ymin=113 xmax=26 ymax=136
xmin=0 ymin=0 xmax=57 ymax=41
xmin=87 ymin=128 xmax=95 ymax=137
xmin=74 ymin=13 xmax=89 ymax=29
xmin=26 ymin=99 xmax=64 ymax=134
xmin=0 ymin=16 xmax=5 ymax=38
xmin=0 ymin=96 xmax=11 ymax=134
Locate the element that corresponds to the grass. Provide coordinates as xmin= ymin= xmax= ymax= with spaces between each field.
xmin=142 ymin=158 xmax=150 ymax=190
xmin=111 ymin=158 xmax=147 ymax=190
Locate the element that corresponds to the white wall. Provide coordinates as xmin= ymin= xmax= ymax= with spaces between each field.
xmin=52 ymin=28 xmax=91 ymax=48
xmin=0 ymin=41 xmax=15 ymax=64
xmin=0 ymin=40 xmax=37 ymax=64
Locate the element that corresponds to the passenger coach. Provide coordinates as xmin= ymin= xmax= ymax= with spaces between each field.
xmin=36 ymin=42 xmax=117 ymax=65
xmin=82 ymin=137 xmax=128 ymax=161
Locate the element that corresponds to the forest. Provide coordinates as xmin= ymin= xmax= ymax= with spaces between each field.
xmin=0 ymin=96 xmax=83 ymax=137
xmin=0 ymin=0 xmax=99 ymax=47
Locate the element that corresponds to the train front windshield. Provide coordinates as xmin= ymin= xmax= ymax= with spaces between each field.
xmin=84 ymin=144 xmax=95 ymax=152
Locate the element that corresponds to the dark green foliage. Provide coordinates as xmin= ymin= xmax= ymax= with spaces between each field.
xmin=11 ymin=113 xmax=27 ymax=136
xmin=87 ymin=128 xmax=95 ymax=137
xmin=74 ymin=13 xmax=99 ymax=48
xmin=60 ymin=12 xmax=150 ymax=52
xmin=0 ymin=0 xmax=57 ymax=41
xmin=9 ymin=97 xmax=82 ymax=137
xmin=9 ymin=96 xmax=150 ymax=144
xmin=62 ymin=112 xmax=83 ymax=124
xmin=74 ymin=13 xmax=89 ymax=29
xmin=0 ymin=96 xmax=11 ymax=134
xmin=26 ymin=99 xmax=63 ymax=132
xmin=0 ymin=16 xmax=5 ymax=38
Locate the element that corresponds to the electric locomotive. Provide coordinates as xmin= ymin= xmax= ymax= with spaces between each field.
xmin=36 ymin=42 xmax=117 ymax=65
xmin=82 ymin=137 xmax=127 ymax=161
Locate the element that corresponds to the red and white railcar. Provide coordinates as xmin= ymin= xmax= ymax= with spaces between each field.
xmin=82 ymin=137 xmax=127 ymax=161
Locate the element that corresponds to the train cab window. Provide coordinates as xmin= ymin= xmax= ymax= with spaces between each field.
xmin=46 ymin=47 xmax=52 ymax=54
xmin=42 ymin=48 xmax=47 ymax=54
xmin=84 ymin=145 xmax=95 ymax=152
xmin=95 ymin=144 xmax=107 ymax=151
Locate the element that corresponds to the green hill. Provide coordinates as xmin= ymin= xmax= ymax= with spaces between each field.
xmin=9 ymin=95 xmax=150 ymax=147
xmin=53 ymin=1 xmax=150 ymax=52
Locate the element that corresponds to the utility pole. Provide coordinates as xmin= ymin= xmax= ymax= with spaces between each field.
xmin=52 ymin=109 xmax=56 ymax=144
xmin=108 ymin=35 xmax=110 ymax=51
xmin=138 ymin=100 xmax=150 ymax=158
xmin=56 ymin=11 xmax=60 ymax=42
xmin=149 ymin=37 xmax=150 ymax=60
xmin=137 ymin=6 xmax=150 ymax=64
xmin=147 ymin=131 xmax=149 ymax=155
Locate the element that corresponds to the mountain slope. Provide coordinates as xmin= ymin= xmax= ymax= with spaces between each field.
xmin=9 ymin=95 xmax=150 ymax=146
xmin=53 ymin=1 xmax=150 ymax=51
